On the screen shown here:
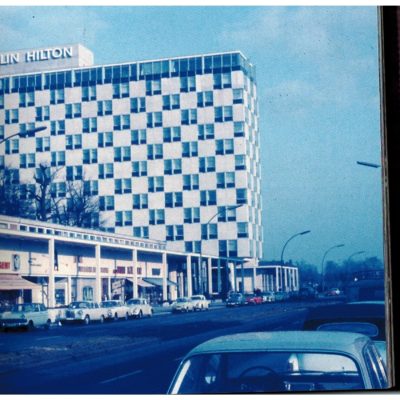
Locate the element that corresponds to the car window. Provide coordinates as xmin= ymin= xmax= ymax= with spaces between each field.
xmin=363 ymin=343 xmax=388 ymax=388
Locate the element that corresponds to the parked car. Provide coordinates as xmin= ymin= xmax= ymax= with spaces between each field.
xmin=100 ymin=300 xmax=130 ymax=321
xmin=298 ymin=287 xmax=317 ymax=300
xmin=245 ymin=293 xmax=263 ymax=305
xmin=274 ymin=291 xmax=290 ymax=301
xmin=324 ymin=288 xmax=342 ymax=296
xmin=261 ymin=291 xmax=276 ymax=303
xmin=302 ymin=301 xmax=387 ymax=365
xmin=167 ymin=331 xmax=387 ymax=394
xmin=0 ymin=303 xmax=51 ymax=331
xmin=126 ymin=298 xmax=153 ymax=318
xmin=172 ymin=297 xmax=194 ymax=313
xmin=226 ymin=292 xmax=246 ymax=307
xmin=63 ymin=301 xmax=107 ymax=324
xmin=190 ymin=295 xmax=210 ymax=311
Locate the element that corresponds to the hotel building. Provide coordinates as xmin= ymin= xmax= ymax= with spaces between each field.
xmin=0 ymin=44 xmax=276 ymax=304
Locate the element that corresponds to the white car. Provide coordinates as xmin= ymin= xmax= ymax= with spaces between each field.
xmin=172 ymin=297 xmax=194 ymax=313
xmin=126 ymin=298 xmax=153 ymax=318
xmin=190 ymin=295 xmax=209 ymax=311
xmin=100 ymin=300 xmax=131 ymax=321
xmin=0 ymin=303 xmax=51 ymax=331
xmin=168 ymin=331 xmax=388 ymax=394
xmin=64 ymin=301 xmax=107 ymax=325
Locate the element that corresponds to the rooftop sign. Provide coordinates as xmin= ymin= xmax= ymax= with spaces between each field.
xmin=0 ymin=44 xmax=94 ymax=76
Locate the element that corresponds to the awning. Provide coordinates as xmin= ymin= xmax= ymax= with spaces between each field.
xmin=126 ymin=278 xmax=155 ymax=288
xmin=143 ymin=277 xmax=177 ymax=287
xmin=0 ymin=274 xmax=41 ymax=291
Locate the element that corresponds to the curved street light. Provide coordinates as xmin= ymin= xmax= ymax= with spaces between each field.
xmin=356 ymin=161 xmax=380 ymax=168
xmin=0 ymin=126 xmax=46 ymax=145
xmin=279 ymin=230 xmax=311 ymax=292
xmin=199 ymin=203 xmax=244 ymax=295
xmin=321 ymin=244 xmax=345 ymax=293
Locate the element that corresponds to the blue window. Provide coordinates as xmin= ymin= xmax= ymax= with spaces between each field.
xmin=131 ymin=97 xmax=146 ymax=113
xmin=132 ymin=161 xmax=147 ymax=177
xmin=200 ymin=190 xmax=216 ymax=206
xmin=198 ymin=124 xmax=214 ymax=140
xmin=201 ymin=223 xmax=218 ymax=240
xmin=131 ymin=129 xmax=146 ymax=145
xmin=183 ymin=174 xmax=199 ymax=191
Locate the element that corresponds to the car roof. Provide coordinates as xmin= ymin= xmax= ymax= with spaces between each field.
xmin=186 ymin=331 xmax=370 ymax=357
xmin=304 ymin=302 xmax=385 ymax=320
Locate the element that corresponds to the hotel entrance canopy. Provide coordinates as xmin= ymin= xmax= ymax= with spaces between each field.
xmin=0 ymin=274 xmax=41 ymax=291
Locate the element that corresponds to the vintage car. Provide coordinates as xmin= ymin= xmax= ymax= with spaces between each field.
xmin=126 ymin=298 xmax=153 ymax=318
xmin=167 ymin=331 xmax=387 ymax=394
xmin=190 ymin=295 xmax=210 ymax=311
xmin=100 ymin=300 xmax=131 ymax=321
xmin=226 ymin=292 xmax=246 ymax=307
xmin=0 ymin=303 xmax=51 ymax=331
xmin=171 ymin=297 xmax=194 ymax=313
xmin=245 ymin=293 xmax=263 ymax=305
xmin=63 ymin=301 xmax=107 ymax=324
xmin=302 ymin=301 xmax=387 ymax=365
xmin=261 ymin=291 xmax=276 ymax=303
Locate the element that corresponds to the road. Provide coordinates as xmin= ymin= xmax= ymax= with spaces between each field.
xmin=0 ymin=301 xmax=332 ymax=394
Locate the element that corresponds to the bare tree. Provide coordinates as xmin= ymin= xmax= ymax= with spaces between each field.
xmin=0 ymin=166 xmax=33 ymax=218
xmin=59 ymin=179 xmax=102 ymax=229
xmin=31 ymin=163 xmax=64 ymax=222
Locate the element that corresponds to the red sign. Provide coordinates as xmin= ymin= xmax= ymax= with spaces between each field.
xmin=0 ymin=262 xmax=10 ymax=270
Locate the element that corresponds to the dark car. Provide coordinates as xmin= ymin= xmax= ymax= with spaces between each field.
xmin=302 ymin=301 xmax=386 ymax=365
xmin=226 ymin=292 xmax=246 ymax=307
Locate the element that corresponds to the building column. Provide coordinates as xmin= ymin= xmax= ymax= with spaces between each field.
xmin=162 ymin=252 xmax=168 ymax=302
xmin=186 ymin=255 xmax=192 ymax=297
xmin=284 ymin=267 xmax=288 ymax=292
xmin=48 ymin=238 xmax=56 ymax=308
xmin=252 ymin=265 xmax=256 ymax=292
xmin=241 ymin=261 xmax=245 ymax=293
xmin=107 ymin=277 xmax=112 ymax=300
xmin=132 ymin=249 xmax=138 ymax=298
xmin=169 ymin=270 xmax=178 ymax=301
xmin=95 ymin=244 xmax=101 ymax=303
xmin=275 ymin=267 xmax=279 ymax=292
xmin=207 ymin=257 xmax=212 ymax=295
xmin=66 ymin=275 xmax=72 ymax=305
xmin=217 ymin=258 xmax=221 ymax=294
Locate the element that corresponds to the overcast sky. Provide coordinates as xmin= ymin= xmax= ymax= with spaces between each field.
xmin=0 ymin=6 xmax=384 ymax=266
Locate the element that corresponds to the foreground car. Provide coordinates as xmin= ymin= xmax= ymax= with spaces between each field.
xmin=168 ymin=331 xmax=387 ymax=394
xmin=172 ymin=297 xmax=194 ymax=313
xmin=64 ymin=301 xmax=106 ymax=324
xmin=190 ymin=295 xmax=209 ymax=311
xmin=126 ymin=298 xmax=153 ymax=318
xmin=0 ymin=303 xmax=51 ymax=331
xmin=100 ymin=300 xmax=130 ymax=321
xmin=302 ymin=301 xmax=387 ymax=365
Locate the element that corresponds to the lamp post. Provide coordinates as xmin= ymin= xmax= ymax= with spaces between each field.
xmin=279 ymin=230 xmax=311 ymax=292
xmin=356 ymin=161 xmax=380 ymax=168
xmin=321 ymin=244 xmax=345 ymax=293
xmin=199 ymin=203 xmax=243 ymax=296
xmin=345 ymin=250 xmax=366 ymax=287
xmin=0 ymin=126 xmax=46 ymax=145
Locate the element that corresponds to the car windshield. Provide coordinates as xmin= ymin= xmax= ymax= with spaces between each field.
xmin=127 ymin=299 xmax=141 ymax=305
xmin=177 ymin=298 xmax=188 ymax=303
xmin=191 ymin=296 xmax=202 ymax=300
xmin=68 ymin=302 xmax=88 ymax=309
xmin=170 ymin=351 xmax=364 ymax=394
xmin=101 ymin=301 xmax=117 ymax=307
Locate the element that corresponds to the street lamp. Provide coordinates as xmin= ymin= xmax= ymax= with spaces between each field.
xmin=345 ymin=251 xmax=366 ymax=287
xmin=356 ymin=161 xmax=380 ymax=168
xmin=279 ymin=230 xmax=311 ymax=292
xmin=321 ymin=244 xmax=345 ymax=293
xmin=199 ymin=203 xmax=244 ymax=296
xmin=0 ymin=126 xmax=46 ymax=145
